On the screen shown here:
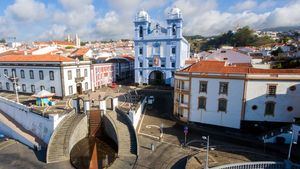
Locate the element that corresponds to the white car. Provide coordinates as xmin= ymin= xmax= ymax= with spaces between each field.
xmin=147 ymin=96 xmax=155 ymax=105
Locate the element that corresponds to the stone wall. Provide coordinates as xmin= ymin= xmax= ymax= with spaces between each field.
xmin=68 ymin=115 xmax=88 ymax=153
xmin=103 ymin=115 xmax=118 ymax=147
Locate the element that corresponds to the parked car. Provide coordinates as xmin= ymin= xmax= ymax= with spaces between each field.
xmin=0 ymin=133 xmax=8 ymax=141
xmin=147 ymin=96 xmax=155 ymax=105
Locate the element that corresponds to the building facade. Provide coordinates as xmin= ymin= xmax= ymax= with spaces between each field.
xmin=174 ymin=60 xmax=300 ymax=129
xmin=134 ymin=8 xmax=190 ymax=86
xmin=90 ymin=63 xmax=115 ymax=90
xmin=0 ymin=54 xmax=91 ymax=97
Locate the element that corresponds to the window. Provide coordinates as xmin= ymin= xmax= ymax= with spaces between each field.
xmin=171 ymin=62 xmax=175 ymax=67
xmin=199 ymin=81 xmax=207 ymax=93
xmin=198 ymin=97 xmax=206 ymax=109
xmin=140 ymin=62 xmax=143 ymax=67
xmin=69 ymin=85 xmax=73 ymax=95
xmin=219 ymin=82 xmax=228 ymax=95
xmin=171 ymin=47 xmax=176 ymax=54
xmin=11 ymin=69 xmax=16 ymax=77
xmin=4 ymin=69 xmax=8 ymax=76
xmin=218 ymin=99 xmax=227 ymax=112
xmin=68 ymin=70 xmax=72 ymax=80
xmin=85 ymin=82 xmax=88 ymax=90
xmin=172 ymin=24 xmax=176 ymax=35
xmin=84 ymin=69 xmax=88 ymax=77
xmin=161 ymin=64 xmax=165 ymax=67
xmin=29 ymin=70 xmax=34 ymax=79
xmin=139 ymin=71 xmax=143 ymax=76
xmin=0 ymin=82 xmax=2 ymax=90
xmin=252 ymin=105 xmax=258 ymax=110
xmin=265 ymin=101 xmax=275 ymax=116
xmin=149 ymin=63 xmax=153 ymax=67
xmin=22 ymin=84 xmax=26 ymax=92
xmin=267 ymin=84 xmax=277 ymax=96
xmin=50 ymin=87 xmax=55 ymax=93
xmin=172 ymin=71 xmax=174 ymax=76
xmin=49 ymin=71 xmax=54 ymax=80
xmin=289 ymin=85 xmax=296 ymax=91
xmin=139 ymin=26 xmax=143 ymax=38
xmin=180 ymin=94 xmax=184 ymax=103
xmin=76 ymin=69 xmax=81 ymax=78
xmin=40 ymin=85 xmax=45 ymax=91
xmin=31 ymin=85 xmax=35 ymax=93
xmin=287 ymin=106 xmax=293 ymax=112
xmin=20 ymin=70 xmax=25 ymax=78
xmin=39 ymin=70 xmax=44 ymax=80
xmin=139 ymin=47 xmax=143 ymax=55
xmin=6 ymin=82 xmax=10 ymax=90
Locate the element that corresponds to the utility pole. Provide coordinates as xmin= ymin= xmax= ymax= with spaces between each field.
xmin=202 ymin=135 xmax=210 ymax=169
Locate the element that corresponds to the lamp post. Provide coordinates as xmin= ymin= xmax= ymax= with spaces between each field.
xmin=287 ymin=129 xmax=298 ymax=161
xmin=202 ymin=136 xmax=210 ymax=169
xmin=4 ymin=73 xmax=19 ymax=103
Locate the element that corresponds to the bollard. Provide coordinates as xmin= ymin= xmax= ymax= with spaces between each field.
xmin=151 ymin=143 xmax=155 ymax=151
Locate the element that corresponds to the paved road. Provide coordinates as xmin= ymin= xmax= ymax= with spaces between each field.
xmin=136 ymin=89 xmax=282 ymax=168
xmin=0 ymin=141 xmax=73 ymax=169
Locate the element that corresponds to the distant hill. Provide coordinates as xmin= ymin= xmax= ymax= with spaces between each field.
xmin=261 ymin=26 xmax=300 ymax=32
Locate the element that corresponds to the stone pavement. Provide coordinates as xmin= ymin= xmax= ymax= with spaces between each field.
xmin=135 ymin=135 xmax=192 ymax=169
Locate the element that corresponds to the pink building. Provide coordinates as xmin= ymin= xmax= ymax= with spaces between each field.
xmin=91 ymin=63 xmax=115 ymax=90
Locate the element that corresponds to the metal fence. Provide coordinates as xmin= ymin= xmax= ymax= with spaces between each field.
xmin=210 ymin=161 xmax=285 ymax=169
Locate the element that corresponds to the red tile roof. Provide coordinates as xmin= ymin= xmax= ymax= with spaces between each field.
xmin=0 ymin=54 xmax=74 ymax=62
xmin=71 ymin=48 xmax=90 ymax=56
xmin=181 ymin=60 xmax=300 ymax=74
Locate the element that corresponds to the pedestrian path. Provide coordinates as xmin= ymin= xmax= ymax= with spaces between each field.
xmin=0 ymin=110 xmax=46 ymax=148
xmin=105 ymin=109 xmax=138 ymax=169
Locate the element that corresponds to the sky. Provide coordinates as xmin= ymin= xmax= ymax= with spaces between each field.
xmin=0 ymin=0 xmax=300 ymax=41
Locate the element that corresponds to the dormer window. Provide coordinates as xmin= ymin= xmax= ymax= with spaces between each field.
xmin=139 ymin=26 xmax=143 ymax=38
xmin=172 ymin=24 xmax=176 ymax=35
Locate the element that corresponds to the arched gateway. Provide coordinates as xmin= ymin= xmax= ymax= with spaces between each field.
xmin=149 ymin=70 xmax=165 ymax=85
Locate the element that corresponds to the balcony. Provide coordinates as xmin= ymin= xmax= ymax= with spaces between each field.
xmin=75 ymin=77 xmax=85 ymax=83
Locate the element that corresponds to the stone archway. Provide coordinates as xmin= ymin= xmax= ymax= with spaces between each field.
xmin=149 ymin=70 xmax=165 ymax=85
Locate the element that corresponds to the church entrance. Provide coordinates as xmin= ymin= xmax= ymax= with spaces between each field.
xmin=149 ymin=71 xmax=165 ymax=85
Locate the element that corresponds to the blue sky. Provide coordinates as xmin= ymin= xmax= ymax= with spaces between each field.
xmin=0 ymin=0 xmax=299 ymax=41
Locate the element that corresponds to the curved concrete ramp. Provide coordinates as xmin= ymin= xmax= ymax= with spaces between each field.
xmin=46 ymin=111 xmax=86 ymax=163
xmin=105 ymin=110 xmax=138 ymax=169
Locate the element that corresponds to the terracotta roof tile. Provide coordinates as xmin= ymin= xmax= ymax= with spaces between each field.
xmin=181 ymin=60 xmax=300 ymax=74
xmin=0 ymin=54 xmax=74 ymax=62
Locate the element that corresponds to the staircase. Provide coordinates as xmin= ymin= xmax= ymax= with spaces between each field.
xmin=89 ymin=109 xmax=101 ymax=137
xmin=106 ymin=109 xmax=138 ymax=169
xmin=0 ymin=110 xmax=46 ymax=149
xmin=46 ymin=111 xmax=86 ymax=163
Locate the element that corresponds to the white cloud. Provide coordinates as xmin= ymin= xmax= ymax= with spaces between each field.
xmin=39 ymin=24 xmax=67 ymax=40
xmin=230 ymin=0 xmax=257 ymax=12
xmin=5 ymin=0 xmax=47 ymax=22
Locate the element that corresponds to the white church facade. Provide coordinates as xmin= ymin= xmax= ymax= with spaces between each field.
xmin=134 ymin=8 xmax=190 ymax=86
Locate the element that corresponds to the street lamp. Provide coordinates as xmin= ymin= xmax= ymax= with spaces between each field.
xmin=287 ymin=130 xmax=298 ymax=161
xmin=3 ymin=73 xmax=19 ymax=103
xmin=202 ymin=136 xmax=210 ymax=169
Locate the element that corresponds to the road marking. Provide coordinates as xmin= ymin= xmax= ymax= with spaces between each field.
xmin=145 ymin=125 xmax=160 ymax=129
xmin=139 ymin=133 xmax=160 ymax=140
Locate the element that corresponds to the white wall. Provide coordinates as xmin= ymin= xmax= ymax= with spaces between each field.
xmin=62 ymin=63 xmax=91 ymax=96
xmin=245 ymin=80 xmax=300 ymax=122
xmin=0 ymin=96 xmax=66 ymax=143
xmin=189 ymin=78 xmax=244 ymax=129
xmin=0 ymin=65 xmax=63 ymax=96
xmin=128 ymin=97 xmax=146 ymax=129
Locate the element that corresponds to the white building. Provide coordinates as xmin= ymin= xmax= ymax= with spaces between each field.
xmin=0 ymin=54 xmax=91 ymax=97
xmin=134 ymin=8 xmax=190 ymax=86
xmin=174 ymin=60 xmax=300 ymax=129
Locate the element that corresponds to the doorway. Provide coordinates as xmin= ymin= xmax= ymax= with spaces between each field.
xmin=149 ymin=70 xmax=165 ymax=85
xmin=76 ymin=83 xmax=83 ymax=95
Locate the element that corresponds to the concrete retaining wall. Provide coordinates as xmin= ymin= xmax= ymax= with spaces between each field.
xmin=128 ymin=97 xmax=147 ymax=129
xmin=0 ymin=96 xmax=66 ymax=143
xmin=68 ymin=115 xmax=88 ymax=153
xmin=103 ymin=115 xmax=118 ymax=147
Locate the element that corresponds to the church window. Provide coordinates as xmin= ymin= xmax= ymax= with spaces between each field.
xmin=172 ymin=47 xmax=176 ymax=54
xmin=140 ymin=62 xmax=143 ymax=67
xmin=265 ymin=101 xmax=275 ymax=116
xmin=139 ymin=26 xmax=143 ymax=38
xmin=172 ymin=62 xmax=175 ymax=67
xmin=139 ymin=47 xmax=143 ymax=55
xmin=172 ymin=24 xmax=176 ymax=35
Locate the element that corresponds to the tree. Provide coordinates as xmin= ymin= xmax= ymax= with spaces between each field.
xmin=271 ymin=47 xmax=283 ymax=56
xmin=0 ymin=38 xmax=6 ymax=43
